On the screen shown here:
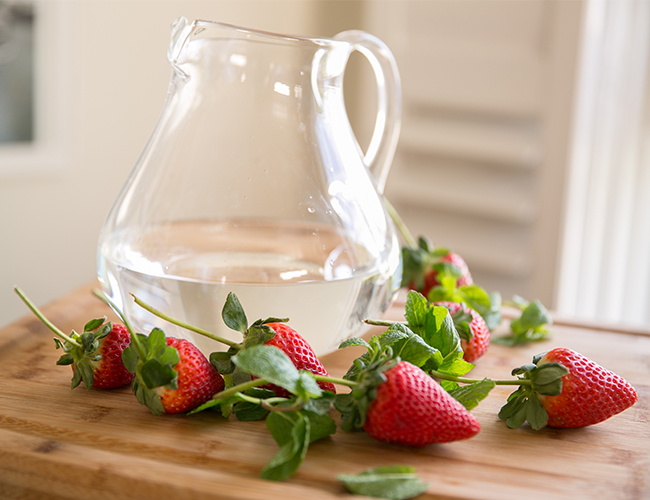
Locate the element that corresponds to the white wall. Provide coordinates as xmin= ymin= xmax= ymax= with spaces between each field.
xmin=0 ymin=0 xmax=359 ymax=328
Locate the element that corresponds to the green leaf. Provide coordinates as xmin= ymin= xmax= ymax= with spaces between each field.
xmin=392 ymin=332 xmax=440 ymax=369
xmin=121 ymin=346 xmax=138 ymax=373
xmin=90 ymin=322 xmax=112 ymax=341
xmin=233 ymin=401 xmax=269 ymax=421
xmin=526 ymin=395 xmax=549 ymax=430
xmin=498 ymin=388 xmax=526 ymax=421
xmin=159 ymin=345 xmax=180 ymax=367
xmin=261 ymin=413 xmax=310 ymax=481
xmin=56 ymin=353 xmax=74 ymax=366
xmin=83 ymin=317 xmax=106 ymax=333
xmin=70 ymin=364 xmax=83 ymax=390
xmin=233 ymin=345 xmax=300 ymax=394
xmin=293 ymin=372 xmax=323 ymax=400
xmin=447 ymin=378 xmax=495 ymax=410
xmin=80 ymin=331 xmax=96 ymax=352
xmin=222 ymin=292 xmax=248 ymax=334
xmin=507 ymin=401 xmax=529 ymax=429
xmin=403 ymin=290 xmax=429 ymax=330
xmin=339 ymin=337 xmax=371 ymax=349
xmin=302 ymin=393 xmax=335 ymax=416
xmin=133 ymin=382 xmax=165 ymax=416
xmin=338 ymin=466 xmax=429 ymax=500
xmin=147 ymin=328 xmax=168 ymax=357
xmin=210 ymin=350 xmax=236 ymax=375
xmin=77 ymin=361 xmax=94 ymax=390
xmin=141 ymin=358 xmax=177 ymax=389
xmin=404 ymin=292 xmax=462 ymax=359
xmin=244 ymin=324 xmax=277 ymax=348
xmin=531 ymin=363 xmax=568 ymax=386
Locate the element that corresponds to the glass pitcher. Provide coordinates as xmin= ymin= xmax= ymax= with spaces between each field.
xmin=97 ymin=18 xmax=402 ymax=356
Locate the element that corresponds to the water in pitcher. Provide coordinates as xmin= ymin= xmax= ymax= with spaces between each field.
xmin=98 ymin=220 xmax=400 ymax=356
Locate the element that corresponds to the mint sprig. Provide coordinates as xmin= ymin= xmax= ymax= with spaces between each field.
xmin=190 ymin=344 xmax=337 ymax=481
xmin=494 ymin=296 xmax=552 ymax=346
xmin=363 ymin=291 xmax=474 ymax=387
xmin=338 ymin=465 xmax=429 ymax=500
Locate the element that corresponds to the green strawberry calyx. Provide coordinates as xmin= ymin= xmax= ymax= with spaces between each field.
xmin=14 ymin=286 xmax=111 ymax=390
xmin=334 ymin=336 xmax=399 ymax=432
xmin=497 ymin=352 xmax=569 ymax=430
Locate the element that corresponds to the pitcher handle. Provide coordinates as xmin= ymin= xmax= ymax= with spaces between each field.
xmin=334 ymin=30 xmax=402 ymax=195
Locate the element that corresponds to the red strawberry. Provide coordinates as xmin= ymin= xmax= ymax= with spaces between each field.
xmin=124 ymin=329 xmax=225 ymax=415
xmin=412 ymin=251 xmax=473 ymax=296
xmin=537 ymin=348 xmax=638 ymax=428
xmin=154 ymin=337 xmax=225 ymax=414
xmin=261 ymin=322 xmax=336 ymax=397
xmin=433 ymin=301 xmax=490 ymax=362
xmin=86 ymin=323 xmax=134 ymax=389
xmin=15 ymin=287 xmax=133 ymax=390
xmin=402 ymin=238 xmax=473 ymax=298
xmin=499 ymin=348 xmax=638 ymax=429
xmin=363 ymin=361 xmax=481 ymax=446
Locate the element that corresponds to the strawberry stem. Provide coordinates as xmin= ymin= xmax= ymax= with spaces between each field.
xmin=313 ymin=373 xmax=357 ymax=388
xmin=14 ymin=287 xmax=82 ymax=348
xmin=383 ymin=196 xmax=417 ymax=249
xmin=92 ymin=289 xmax=147 ymax=360
xmin=364 ymin=318 xmax=396 ymax=327
xmin=210 ymin=378 xmax=269 ymax=401
xmin=130 ymin=294 xmax=241 ymax=348
xmin=427 ymin=369 xmax=531 ymax=387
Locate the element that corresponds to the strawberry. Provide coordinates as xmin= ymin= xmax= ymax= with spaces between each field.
xmin=363 ymin=361 xmax=481 ymax=446
xmin=336 ymin=336 xmax=480 ymax=446
xmin=15 ymin=287 xmax=133 ymax=390
xmin=123 ymin=329 xmax=225 ymax=415
xmin=432 ymin=301 xmax=490 ymax=362
xmin=402 ymin=237 xmax=473 ymax=298
xmin=499 ymin=348 xmax=638 ymax=429
xmin=153 ymin=337 xmax=226 ymax=414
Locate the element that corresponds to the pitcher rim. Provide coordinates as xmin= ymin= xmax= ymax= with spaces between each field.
xmin=189 ymin=18 xmax=348 ymax=48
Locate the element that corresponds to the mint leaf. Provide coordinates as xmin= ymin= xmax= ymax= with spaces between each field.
xmin=261 ymin=412 xmax=310 ymax=481
xmin=339 ymin=337 xmax=370 ymax=349
xmin=232 ymin=345 xmax=303 ymax=395
xmin=404 ymin=291 xmax=461 ymax=358
xmin=338 ymin=466 xmax=429 ymax=500
xmin=447 ymin=378 xmax=495 ymax=410
xmin=222 ymin=292 xmax=248 ymax=334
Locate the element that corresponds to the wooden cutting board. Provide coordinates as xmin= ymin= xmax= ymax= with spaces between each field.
xmin=0 ymin=284 xmax=648 ymax=500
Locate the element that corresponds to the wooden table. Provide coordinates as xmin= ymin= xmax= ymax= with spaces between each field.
xmin=0 ymin=284 xmax=648 ymax=500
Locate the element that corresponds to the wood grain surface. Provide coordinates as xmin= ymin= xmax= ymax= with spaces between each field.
xmin=0 ymin=284 xmax=648 ymax=500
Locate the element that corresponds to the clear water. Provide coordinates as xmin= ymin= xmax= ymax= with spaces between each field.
xmin=97 ymin=220 xmax=401 ymax=356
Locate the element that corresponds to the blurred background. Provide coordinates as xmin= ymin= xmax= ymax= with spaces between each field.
xmin=1 ymin=0 xmax=649 ymax=329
